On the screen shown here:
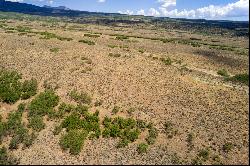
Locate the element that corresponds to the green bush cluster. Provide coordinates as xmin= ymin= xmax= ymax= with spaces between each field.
xmin=79 ymin=39 xmax=95 ymax=45
xmin=0 ymin=70 xmax=38 ymax=104
xmin=102 ymin=117 xmax=148 ymax=148
xmin=59 ymin=109 xmax=101 ymax=154
xmin=59 ymin=129 xmax=88 ymax=155
xmin=28 ymin=90 xmax=59 ymax=117
xmin=0 ymin=105 xmax=37 ymax=150
xmin=84 ymin=34 xmax=100 ymax=38
xmin=115 ymin=35 xmax=129 ymax=40
xmin=39 ymin=31 xmax=72 ymax=41
xmin=146 ymin=125 xmax=158 ymax=145
xmin=226 ymin=73 xmax=249 ymax=86
xmin=28 ymin=90 xmax=59 ymax=131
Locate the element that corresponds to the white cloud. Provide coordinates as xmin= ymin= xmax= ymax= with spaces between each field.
xmin=118 ymin=10 xmax=134 ymax=15
xmin=158 ymin=0 xmax=176 ymax=9
xmin=159 ymin=0 xmax=249 ymax=20
xmin=148 ymin=8 xmax=160 ymax=16
xmin=98 ymin=0 xmax=106 ymax=3
xmin=137 ymin=9 xmax=145 ymax=15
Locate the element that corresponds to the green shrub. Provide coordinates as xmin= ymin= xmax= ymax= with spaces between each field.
xmin=62 ymin=113 xmax=84 ymax=131
xmin=0 ymin=70 xmax=22 ymax=103
xmin=59 ymin=130 xmax=88 ymax=155
xmin=164 ymin=121 xmax=178 ymax=139
xmin=187 ymin=132 xmax=194 ymax=149
xmin=108 ymin=53 xmax=121 ymax=57
xmin=50 ymin=48 xmax=59 ymax=53
xmin=198 ymin=148 xmax=210 ymax=161
xmin=217 ymin=69 xmax=229 ymax=77
xmin=112 ymin=106 xmax=120 ymax=115
xmin=108 ymin=45 xmax=118 ymax=48
xmin=138 ymin=49 xmax=145 ymax=54
xmin=53 ymin=125 xmax=63 ymax=135
xmin=0 ymin=147 xmax=19 ymax=165
xmin=116 ymin=35 xmax=129 ymax=40
xmin=0 ymin=70 xmax=37 ymax=103
xmin=137 ymin=143 xmax=148 ymax=154
xmin=223 ymin=142 xmax=234 ymax=152
xmin=79 ymin=39 xmax=95 ymax=45
xmin=117 ymin=139 xmax=129 ymax=148
xmin=136 ymin=120 xmax=147 ymax=130
xmin=21 ymin=79 xmax=38 ymax=100
xmin=28 ymin=90 xmax=59 ymax=117
xmin=28 ymin=116 xmax=45 ymax=132
xmin=146 ymin=126 xmax=158 ymax=145
xmin=226 ymin=73 xmax=249 ymax=86
xmin=84 ymin=34 xmax=100 ymax=38
xmin=161 ymin=57 xmax=172 ymax=66
xmin=17 ymin=103 xmax=26 ymax=112
xmin=69 ymin=90 xmax=92 ymax=105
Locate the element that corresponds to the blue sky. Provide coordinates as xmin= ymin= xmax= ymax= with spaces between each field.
xmin=7 ymin=0 xmax=250 ymax=21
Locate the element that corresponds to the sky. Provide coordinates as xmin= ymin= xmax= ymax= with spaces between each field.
xmin=6 ymin=0 xmax=249 ymax=21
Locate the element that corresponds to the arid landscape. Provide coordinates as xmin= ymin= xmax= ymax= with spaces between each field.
xmin=0 ymin=3 xmax=249 ymax=165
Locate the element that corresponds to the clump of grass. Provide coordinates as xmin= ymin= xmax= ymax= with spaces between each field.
xmin=81 ymin=57 xmax=92 ymax=64
xmin=161 ymin=57 xmax=172 ymax=66
xmin=50 ymin=48 xmax=59 ymax=53
xmin=226 ymin=73 xmax=249 ymax=86
xmin=108 ymin=53 xmax=121 ymax=58
xmin=116 ymin=35 xmax=129 ymax=40
xmin=112 ymin=106 xmax=120 ymax=115
xmin=127 ymin=107 xmax=135 ymax=115
xmin=21 ymin=79 xmax=38 ymax=100
xmin=28 ymin=116 xmax=45 ymax=132
xmin=146 ymin=125 xmax=158 ymax=145
xmin=198 ymin=148 xmax=210 ymax=161
xmin=69 ymin=90 xmax=92 ymax=105
xmin=217 ymin=69 xmax=229 ymax=77
xmin=59 ymin=129 xmax=88 ymax=155
xmin=137 ymin=143 xmax=148 ymax=154
xmin=138 ymin=49 xmax=145 ymax=54
xmin=187 ymin=132 xmax=194 ymax=150
xmin=0 ymin=70 xmax=38 ymax=104
xmin=222 ymin=142 xmax=234 ymax=153
xmin=164 ymin=121 xmax=178 ymax=139
xmin=94 ymin=100 xmax=103 ymax=107
xmin=108 ymin=45 xmax=118 ymax=48
xmin=79 ymin=39 xmax=95 ymax=45
xmin=0 ymin=147 xmax=19 ymax=165
xmin=84 ymin=34 xmax=100 ymax=38
xmin=53 ymin=125 xmax=63 ymax=135
xmin=2 ymin=109 xmax=36 ymax=150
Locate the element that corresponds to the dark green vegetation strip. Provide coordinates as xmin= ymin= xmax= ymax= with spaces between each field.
xmin=0 ymin=24 xmax=73 ymax=41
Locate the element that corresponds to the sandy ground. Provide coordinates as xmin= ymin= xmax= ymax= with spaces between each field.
xmin=0 ymin=19 xmax=249 ymax=165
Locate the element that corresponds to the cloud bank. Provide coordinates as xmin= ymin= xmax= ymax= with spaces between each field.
xmin=119 ymin=0 xmax=249 ymax=20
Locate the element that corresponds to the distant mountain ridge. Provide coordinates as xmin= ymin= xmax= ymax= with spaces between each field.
xmin=0 ymin=0 xmax=249 ymax=37
xmin=0 ymin=0 xmax=120 ymax=17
